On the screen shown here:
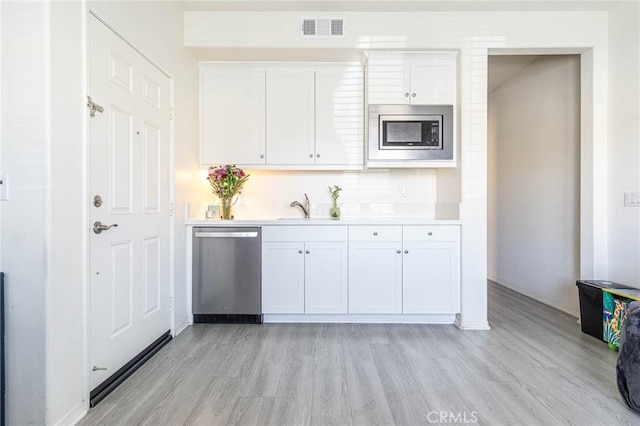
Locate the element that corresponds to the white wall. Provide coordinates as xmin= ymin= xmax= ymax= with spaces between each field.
xmin=1 ymin=2 xmax=48 ymax=424
xmin=184 ymin=9 xmax=611 ymax=329
xmin=488 ymin=55 xmax=581 ymax=316
xmin=2 ymin=1 xmax=199 ymax=424
xmin=607 ymin=2 xmax=640 ymax=286
xmin=47 ymin=2 xmax=87 ymax=423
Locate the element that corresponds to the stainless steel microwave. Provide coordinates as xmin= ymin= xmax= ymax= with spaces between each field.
xmin=368 ymin=104 xmax=454 ymax=161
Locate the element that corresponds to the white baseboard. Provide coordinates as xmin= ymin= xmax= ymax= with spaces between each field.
xmin=489 ymin=274 xmax=578 ymax=318
xmin=263 ymin=314 xmax=456 ymax=324
xmin=174 ymin=316 xmax=190 ymax=336
xmin=55 ymin=401 xmax=87 ymax=426
xmin=454 ymin=314 xmax=491 ymax=330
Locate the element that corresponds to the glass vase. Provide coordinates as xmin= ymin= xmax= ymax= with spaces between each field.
xmin=330 ymin=204 xmax=341 ymax=220
xmin=219 ymin=197 xmax=234 ymax=220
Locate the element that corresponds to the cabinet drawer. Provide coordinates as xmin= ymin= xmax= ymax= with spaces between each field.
xmin=263 ymin=226 xmax=347 ymax=242
xmin=403 ymin=225 xmax=459 ymax=242
xmin=349 ymin=226 xmax=402 ymax=242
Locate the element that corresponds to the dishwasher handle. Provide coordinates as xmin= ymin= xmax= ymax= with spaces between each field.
xmin=195 ymin=231 xmax=258 ymax=238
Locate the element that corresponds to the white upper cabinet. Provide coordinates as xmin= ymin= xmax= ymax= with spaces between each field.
xmin=408 ymin=57 xmax=456 ymax=105
xmin=315 ymin=67 xmax=364 ymax=166
xmin=366 ymin=52 xmax=457 ymax=105
xmin=200 ymin=63 xmax=364 ymax=169
xmin=266 ymin=69 xmax=315 ymax=165
xmin=200 ymin=68 xmax=266 ymax=165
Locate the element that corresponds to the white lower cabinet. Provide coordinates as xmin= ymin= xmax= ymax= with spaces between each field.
xmin=304 ymin=242 xmax=348 ymax=314
xmin=262 ymin=226 xmax=348 ymax=314
xmin=261 ymin=224 xmax=460 ymax=318
xmin=402 ymin=225 xmax=461 ymax=314
xmin=262 ymin=242 xmax=305 ymax=313
xmin=348 ymin=242 xmax=403 ymax=314
xmin=402 ymin=241 xmax=460 ymax=314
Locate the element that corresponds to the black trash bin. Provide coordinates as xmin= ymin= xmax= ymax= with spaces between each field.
xmin=576 ymin=280 xmax=637 ymax=341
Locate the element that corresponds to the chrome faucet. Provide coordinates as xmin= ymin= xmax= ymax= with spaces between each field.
xmin=290 ymin=193 xmax=310 ymax=218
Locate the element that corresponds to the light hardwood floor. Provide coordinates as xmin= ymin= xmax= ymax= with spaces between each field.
xmin=80 ymin=282 xmax=640 ymax=425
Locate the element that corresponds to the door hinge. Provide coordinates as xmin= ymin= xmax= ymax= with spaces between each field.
xmin=169 ymin=202 xmax=175 ymax=216
xmin=87 ymin=96 xmax=104 ymax=118
xmin=169 ymin=106 xmax=174 ymax=120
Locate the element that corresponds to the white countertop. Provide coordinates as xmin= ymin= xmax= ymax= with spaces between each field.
xmin=186 ymin=217 xmax=461 ymax=226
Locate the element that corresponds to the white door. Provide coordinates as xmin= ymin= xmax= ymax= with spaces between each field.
xmin=266 ymin=69 xmax=315 ymax=165
xmin=262 ymin=242 xmax=305 ymax=313
xmin=88 ymin=16 xmax=171 ymax=390
xmin=201 ymin=68 xmax=266 ymax=165
xmin=348 ymin=242 xmax=403 ymax=314
xmin=304 ymin=242 xmax=348 ymax=314
xmin=315 ymin=67 xmax=364 ymax=166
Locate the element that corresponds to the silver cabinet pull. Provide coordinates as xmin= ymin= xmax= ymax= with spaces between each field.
xmin=396 ymin=249 xmax=401 ymax=254
xmin=404 ymin=250 xmax=409 ymax=254
xmin=92 ymin=366 xmax=108 ymax=372
xmin=404 ymin=92 xmax=410 ymax=97
xmin=309 ymin=154 xmax=314 ymax=158
xmin=93 ymin=221 xmax=118 ymax=234
xmin=260 ymin=154 xmax=265 ymax=159
xmin=305 ymin=250 xmax=310 ymax=254
xmin=298 ymin=249 xmax=303 ymax=254
xmin=373 ymin=231 xmax=378 ymax=236
xmin=316 ymin=154 xmax=320 ymax=158
xmin=412 ymin=93 xmax=416 ymax=97
xmin=428 ymin=231 xmax=433 ymax=236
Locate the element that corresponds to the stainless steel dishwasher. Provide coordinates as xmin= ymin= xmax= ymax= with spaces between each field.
xmin=192 ymin=227 xmax=262 ymax=324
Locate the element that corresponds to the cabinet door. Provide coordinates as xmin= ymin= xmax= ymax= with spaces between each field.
xmin=315 ymin=68 xmax=364 ymax=166
xmin=304 ymin=242 xmax=348 ymax=314
xmin=262 ymin=242 xmax=305 ymax=313
xmin=201 ymin=68 xmax=266 ymax=165
xmin=366 ymin=56 xmax=409 ymax=105
xmin=266 ymin=69 xmax=315 ymax=165
xmin=348 ymin=242 xmax=403 ymax=314
xmin=402 ymin=241 xmax=460 ymax=314
xmin=408 ymin=56 xmax=456 ymax=105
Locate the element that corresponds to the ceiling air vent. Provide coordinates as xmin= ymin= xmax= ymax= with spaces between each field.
xmin=301 ymin=18 xmax=344 ymax=37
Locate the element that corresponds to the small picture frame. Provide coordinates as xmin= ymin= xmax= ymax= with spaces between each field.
xmin=205 ymin=205 xmax=219 ymax=219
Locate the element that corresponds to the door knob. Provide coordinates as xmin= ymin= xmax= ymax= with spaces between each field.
xmin=93 ymin=221 xmax=118 ymax=234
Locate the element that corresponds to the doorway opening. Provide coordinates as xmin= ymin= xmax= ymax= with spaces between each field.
xmin=487 ymin=54 xmax=581 ymax=316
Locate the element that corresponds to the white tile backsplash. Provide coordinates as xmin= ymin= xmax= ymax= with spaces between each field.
xmin=189 ymin=168 xmax=439 ymax=220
